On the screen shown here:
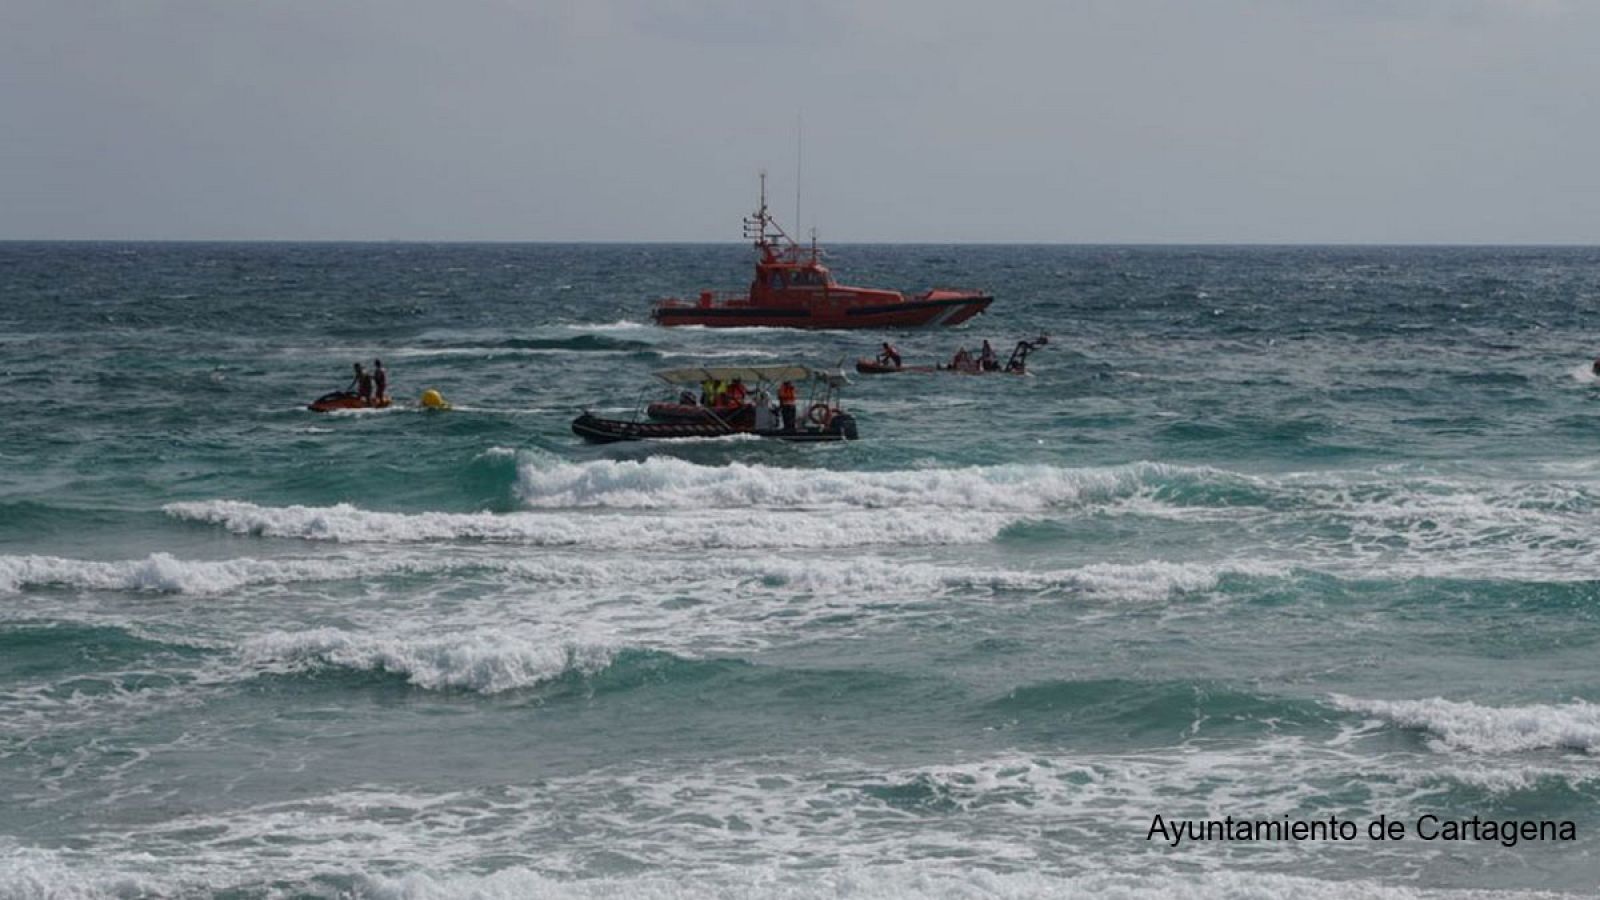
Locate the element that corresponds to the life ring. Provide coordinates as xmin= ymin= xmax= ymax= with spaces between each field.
xmin=806 ymin=403 xmax=832 ymax=426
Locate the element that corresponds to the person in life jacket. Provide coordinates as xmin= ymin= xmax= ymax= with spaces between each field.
xmin=777 ymin=380 xmax=798 ymax=432
xmin=727 ymin=377 xmax=748 ymax=407
xmin=877 ymin=342 xmax=903 ymax=369
xmin=372 ymin=359 xmax=388 ymax=402
xmin=979 ymin=340 xmax=998 ymax=372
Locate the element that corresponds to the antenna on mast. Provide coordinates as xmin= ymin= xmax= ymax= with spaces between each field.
xmin=794 ymin=112 xmax=803 ymax=245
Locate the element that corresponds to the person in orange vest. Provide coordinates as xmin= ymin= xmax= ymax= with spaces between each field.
xmin=777 ymin=380 xmax=798 ymax=431
xmin=726 ymin=377 xmax=748 ymax=407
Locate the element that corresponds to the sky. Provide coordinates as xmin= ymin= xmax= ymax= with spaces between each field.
xmin=1 ymin=0 xmax=1597 ymax=242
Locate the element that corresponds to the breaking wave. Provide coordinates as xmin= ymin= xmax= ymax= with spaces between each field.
xmin=0 ymin=552 xmax=424 ymax=595
xmin=237 ymin=628 xmax=622 ymax=694
xmin=162 ymin=500 xmax=1016 ymax=549
xmin=0 ymin=551 xmax=1283 ymax=607
xmin=1331 ymin=695 xmax=1600 ymax=754
xmin=0 ymin=855 xmax=1558 ymax=900
xmin=511 ymin=457 xmax=1217 ymax=511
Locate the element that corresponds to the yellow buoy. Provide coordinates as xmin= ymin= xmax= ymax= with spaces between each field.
xmin=419 ymin=389 xmax=451 ymax=410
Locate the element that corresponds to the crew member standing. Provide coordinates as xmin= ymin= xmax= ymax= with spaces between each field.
xmin=348 ymin=362 xmax=374 ymax=404
xmin=372 ymin=359 xmax=388 ymax=403
xmin=778 ymin=380 xmax=798 ymax=432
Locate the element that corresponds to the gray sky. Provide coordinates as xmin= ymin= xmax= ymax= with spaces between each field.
xmin=2 ymin=0 xmax=1596 ymax=242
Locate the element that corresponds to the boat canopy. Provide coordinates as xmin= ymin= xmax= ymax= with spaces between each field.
xmin=653 ymin=364 xmax=847 ymax=387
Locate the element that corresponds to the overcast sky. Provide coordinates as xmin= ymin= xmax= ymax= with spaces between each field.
xmin=2 ymin=0 xmax=1596 ymax=242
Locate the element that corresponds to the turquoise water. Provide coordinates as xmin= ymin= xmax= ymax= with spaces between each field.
xmin=4 ymin=242 xmax=1600 ymax=897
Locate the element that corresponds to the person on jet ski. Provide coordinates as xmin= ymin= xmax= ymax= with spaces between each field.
xmin=372 ymin=359 xmax=388 ymax=403
xmin=347 ymin=362 xmax=374 ymax=403
xmin=877 ymin=342 xmax=903 ymax=369
xmin=979 ymin=340 xmax=998 ymax=372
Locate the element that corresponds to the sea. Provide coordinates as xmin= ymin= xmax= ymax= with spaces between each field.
xmin=3 ymin=242 xmax=1600 ymax=898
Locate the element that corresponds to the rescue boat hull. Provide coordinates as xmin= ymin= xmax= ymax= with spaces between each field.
xmin=854 ymin=358 xmax=1028 ymax=376
xmin=653 ymin=294 xmax=992 ymax=329
xmin=572 ymin=412 xmax=857 ymax=444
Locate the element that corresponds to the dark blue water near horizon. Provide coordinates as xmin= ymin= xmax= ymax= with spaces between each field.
xmin=3 ymin=241 xmax=1600 ymax=898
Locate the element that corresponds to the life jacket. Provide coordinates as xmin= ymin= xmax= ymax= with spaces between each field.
xmin=728 ymin=382 xmax=748 ymax=405
xmin=778 ymin=383 xmax=797 ymax=405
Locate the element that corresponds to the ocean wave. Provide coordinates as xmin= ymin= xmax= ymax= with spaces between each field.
xmin=163 ymin=500 xmax=1015 ymax=549
xmin=511 ymin=457 xmax=1223 ymax=511
xmin=2 ymin=743 xmax=1581 ymax=897
xmin=354 ymin=867 xmax=1552 ymax=900
xmin=0 ymin=552 xmax=419 ymax=595
xmin=476 ymin=334 xmax=655 ymax=353
xmin=0 ymin=854 xmax=1557 ymax=900
xmin=0 ymin=550 xmax=1281 ymax=605
xmin=1331 ymin=695 xmax=1600 ymax=754
xmin=507 ymin=457 xmax=1600 ymax=530
xmin=750 ymin=557 xmax=1286 ymax=603
xmin=237 ymin=628 xmax=621 ymax=694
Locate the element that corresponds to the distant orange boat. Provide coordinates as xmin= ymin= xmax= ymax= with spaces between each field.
xmin=651 ymin=176 xmax=993 ymax=329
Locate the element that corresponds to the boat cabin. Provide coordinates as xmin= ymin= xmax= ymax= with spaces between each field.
xmin=754 ymin=257 xmax=834 ymax=300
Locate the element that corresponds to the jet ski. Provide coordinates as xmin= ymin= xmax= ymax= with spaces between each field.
xmin=308 ymin=391 xmax=392 ymax=413
xmin=855 ymin=360 xmax=935 ymax=375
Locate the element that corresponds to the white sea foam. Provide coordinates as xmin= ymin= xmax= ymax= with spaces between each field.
xmin=354 ymin=867 xmax=1551 ymax=900
xmin=1331 ymin=695 xmax=1600 ymax=754
xmin=13 ymin=744 xmax=1571 ymax=899
xmin=576 ymin=319 xmax=650 ymax=331
xmin=0 ymin=552 xmax=419 ymax=595
xmin=162 ymin=500 xmax=1015 ymax=549
xmin=742 ymin=557 xmax=1285 ymax=603
xmin=0 ymin=550 xmax=1279 ymax=608
xmin=237 ymin=627 xmax=619 ymax=693
xmin=0 ymin=852 xmax=1555 ymax=900
xmin=0 ymin=849 xmax=174 ymax=900
xmin=511 ymin=457 xmax=1207 ymax=511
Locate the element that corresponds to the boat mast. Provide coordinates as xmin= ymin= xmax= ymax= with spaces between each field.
xmin=794 ymin=113 xmax=803 ymax=253
xmin=743 ymin=170 xmax=796 ymax=254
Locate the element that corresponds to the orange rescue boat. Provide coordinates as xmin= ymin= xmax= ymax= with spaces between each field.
xmin=652 ymin=176 xmax=992 ymax=329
